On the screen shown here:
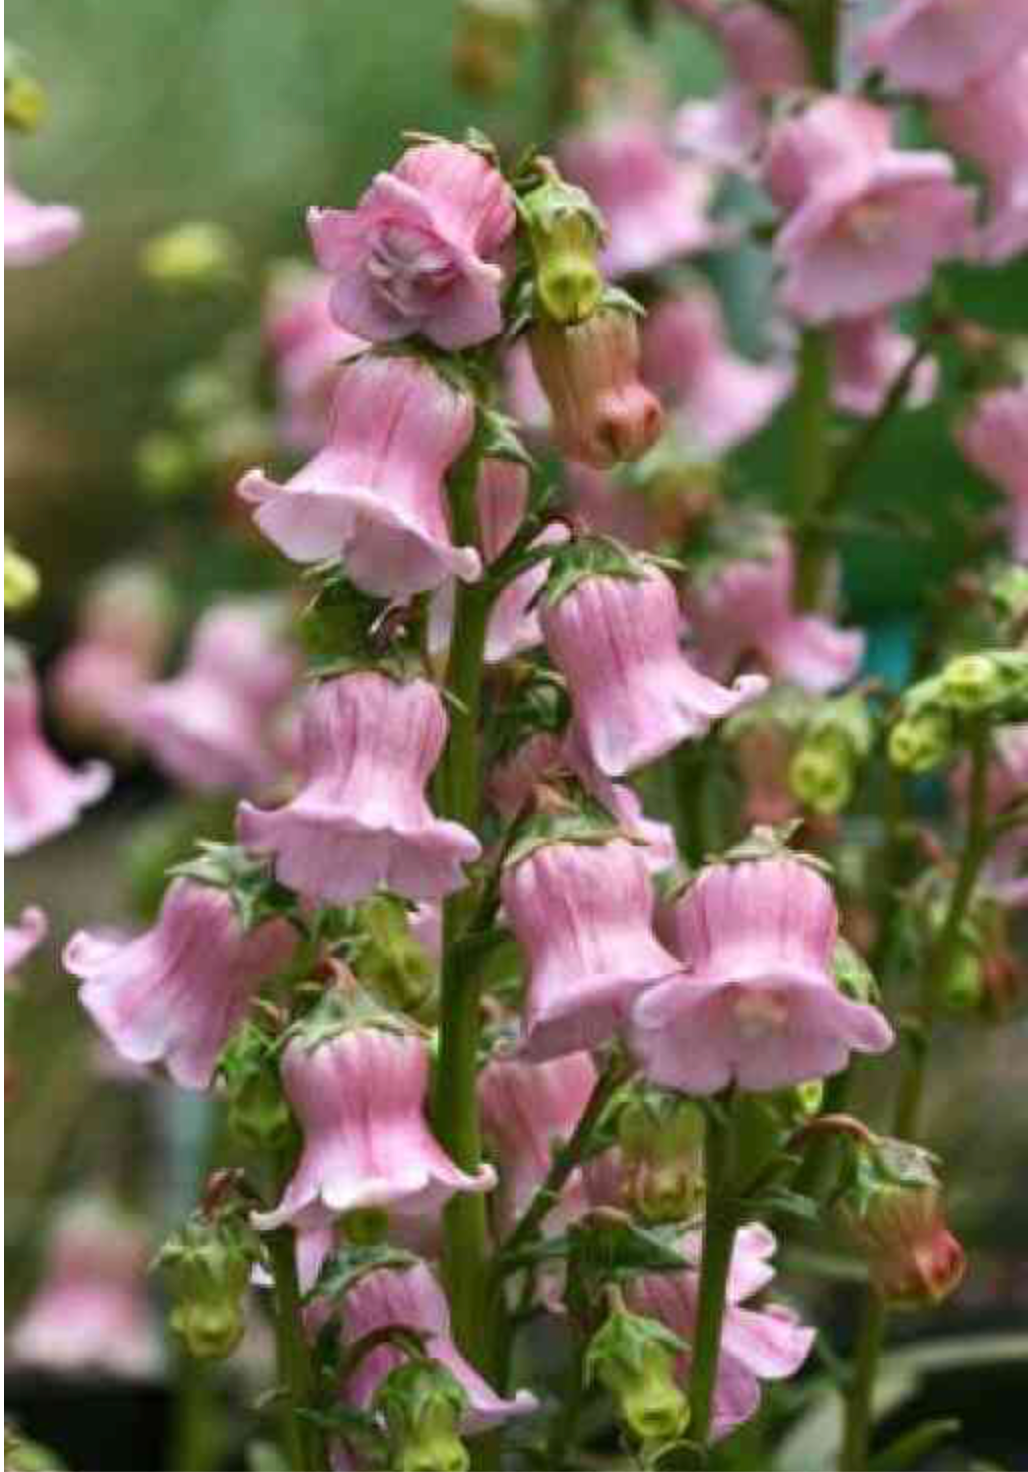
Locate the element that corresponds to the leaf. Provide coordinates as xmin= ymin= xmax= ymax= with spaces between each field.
xmin=868 ymin=1417 xmax=962 ymax=1471
xmin=479 ymin=405 xmax=537 ymax=471
xmin=169 ymin=841 xmax=298 ymax=932
xmin=304 ymin=1243 xmax=418 ymax=1305
xmin=752 ymin=1186 xmax=821 ymax=1224
xmin=569 ymin=1216 xmax=689 ymax=1284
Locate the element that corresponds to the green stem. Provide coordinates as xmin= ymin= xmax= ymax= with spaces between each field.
xmin=840 ymin=1292 xmax=886 ymax=1471
xmin=688 ymin=1109 xmax=738 ymax=1449
xmin=791 ymin=329 xmax=834 ymax=612
xmin=798 ymin=0 xmax=840 ymax=88
xmin=826 ymin=340 xmax=932 ymax=516
xmin=267 ymin=1226 xmax=324 ymax=1472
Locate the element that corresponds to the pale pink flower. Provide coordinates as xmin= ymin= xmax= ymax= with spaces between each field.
xmin=631 ymin=857 xmax=894 ymax=1093
xmin=65 ymin=879 xmax=297 ymax=1090
xmin=854 ymin=0 xmax=1028 ymax=99
xmin=4 ymin=647 xmax=110 ymax=855
xmin=559 ymin=117 xmax=720 ymax=278
xmin=931 ymin=51 xmax=1028 ymax=264
xmin=263 ymin=265 xmax=368 ymax=452
xmin=956 ymin=384 xmax=1028 ymax=560
xmin=238 ymin=673 xmax=481 ymax=905
xmin=672 ymin=88 xmax=763 ymax=175
xmin=564 ymin=462 xmax=660 ymax=550
xmin=48 ymin=641 xmax=150 ymax=749
xmin=77 ymin=562 xmax=175 ymax=673
xmin=4 ymin=174 xmax=81 ymax=267
xmin=253 ymin=1028 xmax=495 ymax=1232
xmin=627 ymin=1222 xmax=814 ymax=1440
xmin=4 ymin=906 xmax=47 ymax=977
xmin=309 ymin=141 xmax=515 ymax=349
xmin=239 ymin=353 xmax=480 ymax=598
xmin=832 ymin=313 xmax=937 ymax=418
xmin=715 ymin=3 xmax=809 ymax=95
xmin=541 ymin=567 xmax=767 ymax=778
xmin=764 ymin=96 xmax=975 ymax=323
xmin=339 ymin=1261 xmax=536 ymax=1430
xmin=642 ymin=292 xmax=790 ymax=452
xmin=503 ymin=340 xmax=552 ymax=443
xmin=501 ymin=837 xmax=684 ymax=1060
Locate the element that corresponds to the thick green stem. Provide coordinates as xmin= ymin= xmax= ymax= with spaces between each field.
xmin=688 ymin=1110 xmax=738 ymax=1449
xmin=798 ymin=0 xmax=840 ymax=88
xmin=267 ymin=1226 xmax=324 ymax=1472
xmin=791 ymin=329 xmax=834 ymax=612
xmin=840 ymin=1292 xmax=886 ymax=1471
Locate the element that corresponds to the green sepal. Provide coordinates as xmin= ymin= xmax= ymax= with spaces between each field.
xmin=540 ymin=534 xmax=653 ymax=610
xmin=299 ymin=576 xmax=424 ymax=684
xmin=169 ymin=840 xmax=300 ymax=933
xmin=502 ymin=792 xmax=631 ymax=869
xmin=304 ymin=1243 xmax=419 ymax=1307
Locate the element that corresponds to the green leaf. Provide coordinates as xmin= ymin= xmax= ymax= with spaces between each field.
xmin=304 ymin=1243 xmax=418 ymax=1305
xmin=868 ymin=1417 xmax=962 ymax=1471
xmin=479 ymin=405 xmax=537 ymax=471
xmin=753 ymin=1186 xmax=821 ymax=1224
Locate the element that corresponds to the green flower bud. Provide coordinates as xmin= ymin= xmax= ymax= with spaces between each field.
xmin=772 ymin=1077 xmax=824 ymax=1124
xmin=5 ymin=46 xmax=46 ymax=131
xmin=617 ymin=1092 xmax=705 ymax=1223
xmin=376 ymin=1362 xmax=470 ymax=1472
xmin=135 ymin=432 xmax=196 ymax=500
xmin=888 ymin=710 xmax=953 ymax=773
xmin=4 ymin=543 xmax=40 ymax=611
xmin=940 ymin=649 xmax=1028 ymax=718
xmin=586 ymin=1307 xmax=690 ymax=1448
xmin=156 ymin=1217 xmax=256 ymax=1361
xmin=140 ymin=222 xmax=242 ymax=291
xmin=521 ymin=175 xmax=605 ymax=326
xmin=789 ymin=730 xmax=855 ymax=815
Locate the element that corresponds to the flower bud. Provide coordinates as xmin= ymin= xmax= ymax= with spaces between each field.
xmin=356 ymin=896 xmax=438 ymax=1019
xmin=616 ymin=1091 xmax=705 ymax=1223
xmin=156 ymin=1216 xmax=255 ymax=1360
xmin=140 ymin=222 xmax=242 ymax=292
xmin=376 ymin=1361 xmax=471 ymax=1472
xmin=528 ymin=306 xmax=664 ymax=469
xmin=135 ymin=432 xmax=196 ymax=500
xmin=773 ymin=1078 xmax=824 ymax=1125
xmin=585 ymin=1306 xmax=690 ymax=1447
xmin=5 ymin=47 xmax=46 ymax=132
xmin=789 ymin=730 xmax=855 ymax=815
xmin=888 ymin=710 xmax=953 ymax=773
xmin=941 ymin=649 xmax=1028 ymax=717
xmin=4 ymin=542 xmax=40 ymax=611
xmin=219 ymin=1022 xmax=293 ymax=1152
xmin=452 ymin=0 xmax=538 ymax=96
xmin=838 ymin=1139 xmax=966 ymax=1309
xmin=521 ymin=173 xmax=605 ymax=326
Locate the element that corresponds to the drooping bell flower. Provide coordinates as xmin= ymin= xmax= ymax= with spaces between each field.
xmin=685 ymin=538 xmax=864 ymax=694
xmin=641 ymin=292 xmax=790 ymax=453
xmin=263 ymin=263 xmax=368 ymax=452
xmin=558 ymin=117 xmax=720 ymax=278
xmin=4 ymin=644 xmax=111 ymax=855
xmin=713 ymin=3 xmax=809 ymax=96
xmin=626 ymin=1222 xmax=814 ymax=1441
xmin=763 ymin=96 xmax=974 ymax=324
xmin=4 ymin=905 xmax=47 ymax=979
xmin=529 ymin=307 xmax=665 ymax=470
xmin=672 ymin=88 xmax=764 ymax=176
xmin=4 ymin=173 xmax=81 ymax=266
xmin=479 ymin=1052 xmax=597 ymax=1237
xmin=931 ymin=53 xmax=1028 ymax=265
xmin=955 ymin=384 xmax=1028 ymax=561
xmin=853 ymin=0 xmax=1028 ymax=99
xmin=501 ymin=837 xmax=684 ymax=1060
xmin=48 ymin=641 xmax=151 ymax=750
xmin=78 ymin=561 xmax=176 ymax=673
xmin=65 ymin=879 xmax=297 ymax=1090
xmin=540 ymin=566 xmax=767 ymax=778
xmin=8 ymin=1197 xmax=161 ymax=1379
xmin=832 ymin=313 xmax=937 ymax=418
xmin=338 ymin=1261 xmax=536 ymax=1431
xmin=238 ymin=672 xmax=481 ymax=905
xmin=253 ymin=1027 xmax=495 ymax=1233
xmin=239 ymin=353 xmax=481 ymax=598
xmin=309 ymin=141 xmax=515 ymax=350
xmin=630 ymin=856 xmax=894 ymax=1093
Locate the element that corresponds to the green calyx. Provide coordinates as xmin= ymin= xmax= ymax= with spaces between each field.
xmin=219 ymin=1022 xmax=293 ymax=1151
xmin=376 ymin=1361 xmax=470 ymax=1472
xmin=520 ymin=176 xmax=606 ymax=326
xmin=617 ymin=1091 xmax=706 ymax=1223
xmin=351 ymin=895 xmax=438 ymax=1021
xmin=940 ymin=649 xmax=1028 ymax=719
xmin=789 ymin=730 xmax=854 ymax=815
xmin=300 ymin=576 xmax=424 ymax=684
xmin=540 ymin=534 xmax=653 ymax=610
xmin=586 ymin=1308 xmax=690 ymax=1447
xmin=156 ymin=1217 xmax=257 ymax=1361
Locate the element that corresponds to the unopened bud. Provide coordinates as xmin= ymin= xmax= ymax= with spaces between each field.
xmin=4 ymin=542 xmax=40 ymax=611
xmin=521 ymin=173 xmax=605 ymax=325
xmin=156 ymin=1216 xmax=256 ymax=1359
xmin=789 ymin=730 xmax=854 ymax=815
xmin=141 ymin=222 xmax=242 ymax=292
xmin=452 ymin=0 xmax=538 ymax=96
xmin=586 ymin=1306 xmax=690 ymax=1447
xmin=773 ymin=1078 xmax=824 ymax=1124
xmin=5 ymin=48 xmax=45 ymax=131
xmin=357 ymin=896 xmax=438 ymax=1019
xmin=940 ymin=649 xmax=1028 ymax=717
xmin=941 ymin=942 xmax=984 ymax=1013
xmin=529 ymin=306 xmax=664 ymax=469
xmin=617 ymin=1092 xmax=705 ymax=1223
xmin=376 ymin=1362 xmax=470 ymax=1472
xmin=888 ymin=710 xmax=953 ymax=773
xmin=220 ymin=1023 xmax=293 ymax=1152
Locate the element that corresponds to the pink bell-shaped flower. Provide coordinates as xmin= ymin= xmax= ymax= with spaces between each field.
xmin=4 ymin=173 xmax=81 ymax=266
xmin=501 ymin=837 xmax=684 ymax=1060
xmin=764 ymin=96 xmax=974 ymax=324
xmin=4 ymin=905 xmax=47 ymax=979
xmin=263 ymin=264 xmax=368 ymax=453
xmin=956 ymin=384 xmax=1028 ymax=561
xmin=627 ymin=1222 xmax=815 ymax=1441
xmin=4 ymin=645 xmax=111 ymax=855
xmin=853 ymin=0 xmax=1028 ymax=99
xmin=832 ymin=313 xmax=937 ymax=418
xmin=339 ymin=1260 xmax=536 ymax=1431
xmin=65 ymin=879 xmax=297 ymax=1090
xmin=479 ymin=1052 xmax=597 ymax=1236
xmin=48 ymin=640 xmax=150 ymax=750
xmin=685 ymin=538 xmax=864 ymax=694
xmin=238 ymin=672 xmax=481 ymax=905
xmin=239 ymin=353 xmax=481 ymax=598
xmin=309 ymin=141 xmax=515 ymax=350
xmin=541 ymin=566 xmax=767 ymax=778
xmin=253 ymin=1027 xmax=495 ymax=1232
xmin=714 ymin=3 xmax=809 ymax=96
xmin=630 ymin=856 xmax=894 ymax=1093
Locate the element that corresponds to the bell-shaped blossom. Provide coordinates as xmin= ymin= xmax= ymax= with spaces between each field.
xmin=627 ymin=1222 xmax=814 ymax=1441
xmin=239 ymin=353 xmax=480 ymax=598
xmin=672 ymin=88 xmax=763 ymax=176
xmin=479 ymin=1052 xmax=597 ymax=1236
xmin=309 ymin=141 xmax=515 ymax=350
xmin=9 ymin=1198 xmax=160 ymax=1379
xmin=541 ymin=567 xmax=767 ymax=778
xmin=48 ymin=640 xmax=150 ymax=750
xmin=931 ymin=51 xmax=1028 ymax=264
xmin=631 ymin=857 xmax=894 ymax=1093
xmin=559 ymin=117 xmax=720 ymax=279
xmin=956 ymin=384 xmax=1028 ymax=561
xmin=5 ymin=905 xmax=47 ymax=979
xmin=764 ymin=96 xmax=974 ymax=323
xmin=4 ymin=173 xmax=81 ymax=267
xmin=714 ymin=3 xmax=809 ymax=95
xmin=78 ymin=561 xmax=175 ymax=673
xmin=501 ymin=838 xmax=684 ymax=1060
xmin=642 ymin=292 xmax=790 ymax=453
xmin=65 ymin=879 xmax=297 ymax=1090
xmin=5 ymin=647 xmax=111 ymax=855
xmin=832 ymin=313 xmax=937 ymax=418
xmin=253 ymin=1027 xmax=495 ymax=1232
xmin=263 ymin=265 xmax=368 ymax=452
xmin=339 ymin=1261 xmax=536 ymax=1431
xmin=686 ymin=539 xmax=864 ymax=694
xmin=853 ymin=0 xmax=1028 ymax=99
xmin=238 ymin=673 xmax=481 ymax=905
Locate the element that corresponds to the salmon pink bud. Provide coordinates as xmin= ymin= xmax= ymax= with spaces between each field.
xmin=237 ymin=673 xmax=481 ymax=905
xmin=528 ymin=308 xmax=664 ymax=469
xmin=541 ymin=564 xmax=767 ymax=777
xmin=309 ymin=141 xmax=515 ymax=350
xmin=64 ymin=879 xmax=297 ymax=1090
xmin=239 ymin=353 xmax=481 ymax=598
xmin=501 ymin=836 xmax=684 ymax=1060
xmin=4 ymin=172 xmax=81 ymax=266
xmin=631 ymin=856 xmax=894 ymax=1093
xmin=853 ymin=0 xmax=1028 ymax=99
xmin=832 ymin=313 xmax=936 ymax=418
xmin=253 ymin=1029 xmax=495 ymax=1232
xmin=4 ymin=905 xmax=47 ymax=979
xmin=4 ymin=644 xmax=110 ymax=854
xmin=956 ymin=385 xmax=1028 ymax=562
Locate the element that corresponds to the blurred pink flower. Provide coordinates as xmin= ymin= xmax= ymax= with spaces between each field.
xmin=956 ymin=384 xmax=1028 ymax=560
xmin=832 ymin=313 xmax=937 ymax=418
xmin=263 ymin=265 xmax=368 ymax=453
xmin=48 ymin=640 xmax=150 ymax=749
xmin=715 ymin=3 xmax=809 ymax=95
xmin=4 ymin=174 xmax=81 ymax=266
xmin=854 ymin=0 xmax=1028 ymax=98
xmin=4 ymin=905 xmax=47 ymax=978
xmin=309 ymin=142 xmax=514 ymax=349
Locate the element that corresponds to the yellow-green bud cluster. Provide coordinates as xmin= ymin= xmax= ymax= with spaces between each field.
xmin=5 ymin=46 xmax=45 ymax=131
xmin=789 ymin=693 xmax=873 ymax=815
xmin=890 ymin=649 xmax=1028 ymax=773
xmin=521 ymin=174 xmax=606 ymax=326
xmin=4 ymin=542 xmax=40 ymax=611
xmin=586 ymin=1307 xmax=691 ymax=1450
